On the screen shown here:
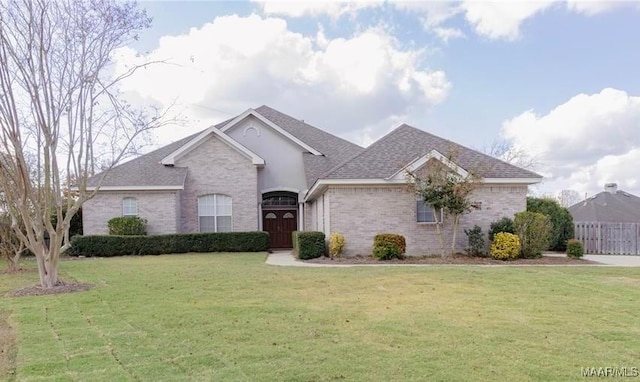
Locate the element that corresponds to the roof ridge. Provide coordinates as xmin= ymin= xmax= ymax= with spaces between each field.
xmin=255 ymin=105 xmax=364 ymax=151
xmin=320 ymin=124 xmax=410 ymax=179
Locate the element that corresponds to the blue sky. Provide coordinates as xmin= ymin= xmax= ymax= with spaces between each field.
xmin=115 ymin=1 xmax=640 ymax=200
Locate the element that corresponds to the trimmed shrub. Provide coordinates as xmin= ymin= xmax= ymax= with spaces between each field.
xmin=527 ymin=197 xmax=574 ymax=251
xmin=514 ymin=211 xmax=551 ymax=258
xmin=107 ymin=216 xmax=147 ymax=235
xmin=292 ymin=231 xmax=326 ymax=260
xmin=490 ymin=232 xmax=520 ymax=260
xmin=328 ymin=232 xmax=346 ymax=258
xmin=373 ymin=233 xmax=406 ymax=260
xmin=68 ymin=231 xmax=269 ymax=257
xmin=489 ymin=217 xmax=516 ymax=241
xmin=464 ymin=225 xmax=486 ymax=257
xmin=566 ymin=239 xmax=584 ymax=258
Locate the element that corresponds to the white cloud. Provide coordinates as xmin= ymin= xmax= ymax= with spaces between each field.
xmin=114 ymin=14 xmax=450 ymax=147
xmin=253 ymin=0 xmax=382 ymax=19
xmin=433 ymin=27 xmax=466 ymax=42
xmin=565 ymin=0 xmax=634 ymax=16
xmin=253 ymin=1 xmax=639 ymax=42
xmin=461 ymin=1 xmax=556 ymax=41
xmin=501 ymin=88 xmax=640 ymax=197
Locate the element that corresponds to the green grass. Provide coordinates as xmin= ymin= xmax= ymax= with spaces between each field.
xmin=2 ymin=253 xmax=640 ymax=381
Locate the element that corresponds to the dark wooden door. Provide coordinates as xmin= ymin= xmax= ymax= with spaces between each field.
xmin=263 ymin=210 xmax=297 ymax=248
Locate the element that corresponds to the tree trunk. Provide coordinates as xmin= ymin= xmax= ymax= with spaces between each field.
xmin=36 ymin=248 xmax=59 ymax=288
xmin=434 ymin=208 xmax=446 ymax=257
xmin=450 ymin=215 xmax=460 ymax=256
xmin=6 ymin=256 xmax=17 ymax=271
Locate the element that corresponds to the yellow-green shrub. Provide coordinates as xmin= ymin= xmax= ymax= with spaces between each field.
xmin=490 ymin=232 xmax=521 ymax=260
xmin=566 ymin=239 xmax=584 ymax=258
xmin=329 ymin=232 xmax=346 ymax=258
xmin=373 ymin=233 xmax=406 ymax=260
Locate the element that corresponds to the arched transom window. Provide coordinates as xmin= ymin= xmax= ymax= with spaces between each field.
xmin=198 ymin=194 xmax=232 ymax=232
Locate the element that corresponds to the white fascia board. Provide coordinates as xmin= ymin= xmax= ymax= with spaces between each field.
xmin=482 ymin=177 xmax=543 ymax=184
xmin=387 ymin=149 xmax=469 ymax=181
xmin=84 ymin=185 xmax=185 ymax=191
xmin=220 ymin=109 xmax=323 ymax=156
xmin=304 ymin=178 xmax=406 ymax=202
xmin=160 ymin=123 xmax=265 ymax=166
xmin=304 ymin=176 xmax=543 ymax=201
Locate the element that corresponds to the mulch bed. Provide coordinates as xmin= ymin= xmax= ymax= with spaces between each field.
xmin=6 ymin=281 xmax=94 ymax=298
xmin=304 ymin=254 xmax=599 ymax=265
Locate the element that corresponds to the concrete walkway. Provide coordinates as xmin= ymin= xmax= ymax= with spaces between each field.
xmin=583 ymin=254 xmax=640 ymax=267
xmin=266 ymin=251 xmax=640 ymax=267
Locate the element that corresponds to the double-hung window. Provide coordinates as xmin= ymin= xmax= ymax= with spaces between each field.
xmin=122 ymin=197 xmax=138 ymax=216
xmin=198 ymin=194 xmax=232 ymax=232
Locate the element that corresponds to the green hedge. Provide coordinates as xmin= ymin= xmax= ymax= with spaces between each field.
xmin=108 ymin=216 xmax=147 ymax=235
xmin=292 ymin=231 xmax=325 ymax=260
xmin=68 ymin=231 xmax=269 ymax=257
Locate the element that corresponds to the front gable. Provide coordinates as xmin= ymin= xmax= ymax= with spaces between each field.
xmin=225 ymin=114 xmax=311 ymax=195
xmin=220 ymin=108 xmax=322 ymax=155
xmin=161 ymin=125 xmax=264 ymax=166
xmin=386 ymin=149 xmax=470 ymax=181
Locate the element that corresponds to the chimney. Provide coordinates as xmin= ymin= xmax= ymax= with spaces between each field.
xmin=604 ymin=183 xmax=618 ymax=194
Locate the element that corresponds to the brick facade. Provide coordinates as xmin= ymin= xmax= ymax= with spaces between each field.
xmin=83 ymin=191 xmax=180 ymax=235
xmin=324 ymin=184 xmax=527 ymax=256
xmin=175 ymin=134 xmax=258 ymax=232
xmin=83 ymin=134 xmax=259 ymax=235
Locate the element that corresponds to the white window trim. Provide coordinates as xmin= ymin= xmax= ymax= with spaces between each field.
xmin=198 ymin=194 xmax=233 ymax=233
xmin=122 ymin=197 xmax=138 ymax=217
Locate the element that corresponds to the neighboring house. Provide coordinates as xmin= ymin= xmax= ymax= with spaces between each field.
xmin=569 ymin=183 xmax=640 ymax=223
xmin=83 ymin=106 xmax=542 ymax=255
xmin=570 ymin=183 xmax=640 ymax=255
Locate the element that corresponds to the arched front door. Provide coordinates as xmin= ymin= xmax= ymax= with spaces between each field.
xmin=262 ymin=192 xmax=298 ymax=249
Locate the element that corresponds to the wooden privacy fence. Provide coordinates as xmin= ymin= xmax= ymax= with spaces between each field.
xmin=574 ymin=222 xmax=640 ymax=255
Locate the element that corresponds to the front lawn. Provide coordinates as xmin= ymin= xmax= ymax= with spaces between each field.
xmin=2 ymin=253 xmax=640 ymax=381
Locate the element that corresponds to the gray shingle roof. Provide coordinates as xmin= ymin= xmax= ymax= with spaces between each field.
xmin=253 ymin=105 xmax=365 ymax=186
xmin=569 ymin=190 xmax=640 ymax=222
xmin=93 ymin=108 xmax=539 ymax=190
xmin=87 ymin=133 xmax=196 ymax=187
xmin=323 ymin=124 xmax=542 ymax=180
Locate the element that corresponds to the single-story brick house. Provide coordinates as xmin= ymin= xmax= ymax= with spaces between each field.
xmin=84 ymin=106 xmax=542 ymax=255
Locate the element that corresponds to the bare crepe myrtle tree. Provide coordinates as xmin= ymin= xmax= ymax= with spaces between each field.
xmin=483 ymin=139 xmax=539 ymax=171
xmin=406 ymin=152 xmax=481 ymax=257
xmin=0 ymin=0 xmax=173 ymax=287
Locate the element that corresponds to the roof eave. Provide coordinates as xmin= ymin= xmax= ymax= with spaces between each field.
xmin=79 ymin=185 xmax=185 ymax=192
xmin=304 ymin=176 xmax=543 ymax=202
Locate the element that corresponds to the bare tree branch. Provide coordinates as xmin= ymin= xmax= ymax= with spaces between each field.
xmin=0 ymin=0 xmax=172 ymax=288
xmin=481 ymin=139 xmax=539 ymax=171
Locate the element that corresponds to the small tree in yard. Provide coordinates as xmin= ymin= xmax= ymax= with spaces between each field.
xmin=0 ymin=0 xmax=172 ymax=288
xmin=514 ymin=211 xmax=551 ymax=258
xmin=407 ymin=154 xmax=481 ymax=257
xmin=527 ymin=197 xmax=574 ymax=251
